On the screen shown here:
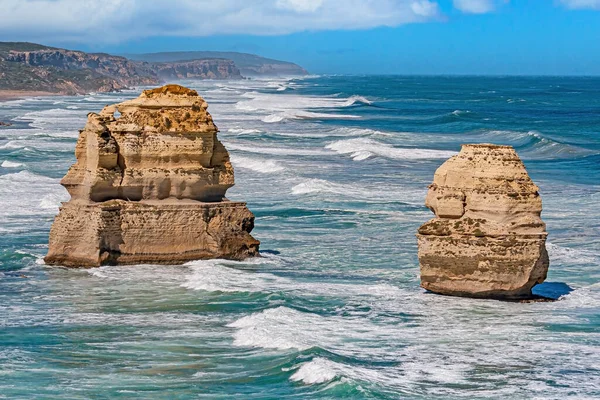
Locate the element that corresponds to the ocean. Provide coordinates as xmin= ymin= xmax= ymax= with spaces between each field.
xmin=0 ymin=76 xmax=599 ymax=399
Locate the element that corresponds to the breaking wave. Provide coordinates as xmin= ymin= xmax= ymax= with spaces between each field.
xmin=236 ymin=92 xmax=368 ymax=123
xmin=1 ymin=160 xmax=23 ymax=168
xmin=326 ymin=138 xmax=456 ymax=161
xmin=230 ymin=154 xmax=285 ymax=173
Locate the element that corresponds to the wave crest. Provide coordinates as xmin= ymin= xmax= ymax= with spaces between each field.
xmin=326 ymin=138 xmax=456 ymax=161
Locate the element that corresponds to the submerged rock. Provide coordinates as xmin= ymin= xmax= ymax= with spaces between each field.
xmin=45 ymin=84 xmax=259 ymax=267
xmin=417 ymin=144 xmax=549 ymax=300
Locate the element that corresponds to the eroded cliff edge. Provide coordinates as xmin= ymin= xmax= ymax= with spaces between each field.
xmin=45 ymin=84 xmax=259 ymax=267
xmin=0 ymin=42 xmax=243 ymax=95
xmin=417 ymin=144 xmax=549 ymax=300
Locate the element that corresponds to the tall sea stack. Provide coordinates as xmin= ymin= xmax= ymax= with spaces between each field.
xmin=45 ymin=84 xmax=259 ymax=267
xmin=417 ymin=144 xmax=549 ymax=299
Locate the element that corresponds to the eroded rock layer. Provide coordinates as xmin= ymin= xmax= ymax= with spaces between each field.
xmin=45 ymin=84 xmax=259 ymax=267
xmin=417 ymin=144 xmax=549 ymax=299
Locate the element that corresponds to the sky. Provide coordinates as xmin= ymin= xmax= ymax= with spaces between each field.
xmin=1 ymin=0 xmax=600 ymax=75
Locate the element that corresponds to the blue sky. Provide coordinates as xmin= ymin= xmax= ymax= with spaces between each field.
xmin=1 ymin=0 xmax=600 ymax=75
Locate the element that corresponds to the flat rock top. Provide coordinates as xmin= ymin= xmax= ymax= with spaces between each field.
xmin=142 ymin=84 xmax=199 ymax=98
xmin=461 ymin=143 xmax=513 ymax=149
xmin=117 ymin=84 xmax=208 ymax=109
xmin=92 ymin=84 xmax=215 ymax=133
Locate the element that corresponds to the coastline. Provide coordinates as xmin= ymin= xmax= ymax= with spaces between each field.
xmin=0 ymin=90 xmax=62 ymax=102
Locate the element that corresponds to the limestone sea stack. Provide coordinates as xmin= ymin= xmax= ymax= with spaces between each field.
xmin=417 ymin=144 xmax=549 ymax=299
xmin=45 ymin=84 xmax=259 ymax=267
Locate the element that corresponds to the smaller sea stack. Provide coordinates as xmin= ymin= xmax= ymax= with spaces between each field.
xmin=45 ymin=84 xmax=259 ymax=267
xmin=417 ymin=144 xmax=549 ymax=300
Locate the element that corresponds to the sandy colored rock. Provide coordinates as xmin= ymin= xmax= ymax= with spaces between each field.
xmin=45 ymin=84 xmax=259 ymax=267
xmin=417 ymin=144 xmax=549 ymax=299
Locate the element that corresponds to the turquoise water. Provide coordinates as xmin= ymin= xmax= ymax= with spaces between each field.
xmin=0 ymin=76 xmax=599 ymax=399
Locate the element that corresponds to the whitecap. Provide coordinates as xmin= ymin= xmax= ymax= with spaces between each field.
xmin=342 ymin=95 xmax=373 ymax=106
xmin=547 ymin=242 xmax=599 ymax=265
xmin=230 ymin=154 xmax=285 ymax=173
xmin=289 ymin=358 xmax=340 ymax=384
xmin=451 ymin=109 xmax=471 ymax=116
xmin=182 ymin=260 xmax=406 ymax=299
xmin=291 ymin=179 xmax=346 ymax=196
xmin=227 ymin=307 xmax=325 ymax=350
xmin=181 ymin=259 xmax=286 ymax=293
xmin=14 ymin=108 xmax=86 ymax=130
xmin=227 ymin=128 xmax=262 ymax=135
xmin=0 ymin=171 xmax=68 ymax=228
xmin=262 ymin=114 xmax=286 ymax=123
xmin=1 ymin=160 xmax=23 ymax=168
xmin=290 ymin=178 xmax=426 ymax=205
xmin=326 ymin=138 xmax=456 ymax=161
xmin=0 ymin=141 xmax=25 ymax=150
xmin=236 ymin=92 xmax=366 ymax=122
xmin=227 ymin=143 xmax=328 ymax=156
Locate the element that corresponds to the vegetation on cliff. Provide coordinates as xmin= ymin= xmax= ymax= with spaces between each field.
xmin=127 ymin=51 xmax=308 ymax=77
xmin=0 ymin=42 xmax=249 ymax=95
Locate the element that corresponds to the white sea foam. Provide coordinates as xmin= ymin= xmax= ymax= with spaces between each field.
xmin=227 ymin=307 xmax=330 ymax=350
xmin=0 ymin=141 xmax=25 ymax=150
xmin=227 ymin=128 xmax=262 ymax=135
xmin=252 ymin=126 xmax=394 ymax=139
xmin=451 ymin=109 xmax=471 ymax=116
xmin=262 ymin=114 xmax=285 ymax=123
xmin=554 ymin=285 xmax=600 ymax=309
xmin=14 ymin=108 xmax=86 ymax=130
xmin=326 ymin=138 xmax=457 ymax=161
xmin=1 ymin=160 xmax=23 ymax=168
xmin=262 ymin=110 xmax=360 ymax=123
xmin=227 ymin=142 xmax=328 ymax=156
xmin=182 ymin=261 xmax=287 ymax=294
xmin=291 ymin=178 xmax=426 ymax=205
xmin=41 ymin=130 xmax=80 ymax=139
xmin=0 ymin=171 xmax=68 ymax=225
xmin=291 ymin=179 xmax=350 ymax=196
xmin=182 ymin=260 xmax=405 ymax=299
xmin=236 ymin=91 xmax=366 ymax=123
xmin=546 ymin=242 xmax=599 ymax=265
xmin=289 ymin=358 xmax=340 ymax=384
xmin=0 ymin=99 xmax=26 ymax=107
xmin=230 ymin=154 xmax=285 ymax=173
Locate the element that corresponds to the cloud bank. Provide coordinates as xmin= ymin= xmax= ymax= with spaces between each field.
xmin=0 ymin=0 xmax=442 ymax=43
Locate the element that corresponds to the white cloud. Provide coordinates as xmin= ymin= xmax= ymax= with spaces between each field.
xmin=412 ymin=0 xmax=441 ymax=16
xmin=0 ymin=0 xmax=442 ymax=44
xmin=453 ymin=0 xmax=496 ymax=14
xmin=559 ymin=0 xmax=600 ymax=9
xmin=276 ymin=0 xmax=324 ymax=13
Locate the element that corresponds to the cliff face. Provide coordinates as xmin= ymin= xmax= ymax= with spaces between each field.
xmin=0 ymin=43 xmax=243 ymax=95
xmin=127 ymin=51 xmax=308 ymax=77
xmin=152 ymin=59 xmax=242 ymax=80
xmin=45 ymin=84 xmax=259 ymax=267
xmin=240 ymin=62 xmax=308 ymax=77
xmin=5 ymin=49 xmax=158 ymax=87
xmin=417 ymin=144 xmax=549 ymax=300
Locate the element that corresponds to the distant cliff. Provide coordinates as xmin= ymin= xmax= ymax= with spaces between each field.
xmin=127 ymin=51 xmax=308 ymax=77
xmin=152 ymin=59 xmax=242 ymax=80
xmin=0 ymin=42 xmax=243 ymax=95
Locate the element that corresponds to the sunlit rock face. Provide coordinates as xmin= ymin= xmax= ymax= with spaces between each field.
xmin=417 ymin=144 xmax=549 ymax=300
xmin=45 ymin=84 xmax=259 ymax=267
